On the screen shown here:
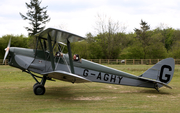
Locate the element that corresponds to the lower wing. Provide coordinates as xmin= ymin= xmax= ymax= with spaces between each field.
xmin=42 ymin=71 xmax=91 ymax=83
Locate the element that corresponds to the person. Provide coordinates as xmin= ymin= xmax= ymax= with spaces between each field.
xmin=55 ymin=52 xmax=63 ymax=57
xmin=73 ymin=54 xmax=79 ymax=61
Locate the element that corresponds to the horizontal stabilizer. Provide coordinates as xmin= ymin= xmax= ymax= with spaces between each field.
xmin=139 ymin=77 xmax=172 ymax=89
xmin=42 ymin=71 xmax=91 ymax=83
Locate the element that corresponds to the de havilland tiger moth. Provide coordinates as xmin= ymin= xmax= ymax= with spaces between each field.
xmin=3 ymin=28 xmax=175 ymax=95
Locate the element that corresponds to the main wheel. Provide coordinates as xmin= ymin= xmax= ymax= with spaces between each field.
xmin=33 ymin=84 xmax=45 ymax=95
xmin=33 ymin=82 xmax=40 ymax=89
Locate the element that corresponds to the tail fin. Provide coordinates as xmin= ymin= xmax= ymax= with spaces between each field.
xmin=140 ymin=58 xmax=175 ymax=88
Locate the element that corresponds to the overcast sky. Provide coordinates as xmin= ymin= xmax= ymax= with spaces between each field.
xmin=1 ymin=0 xmax=180 ymax=37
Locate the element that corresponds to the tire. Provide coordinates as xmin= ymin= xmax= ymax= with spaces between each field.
xmin=33 ymin=82 xmax=40 ymax=89
xmin=33 ymin=84 xmax=45 ymax=95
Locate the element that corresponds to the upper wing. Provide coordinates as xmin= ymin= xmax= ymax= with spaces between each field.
xmin=42 ymin=70 xmax=91 ymax=83
xmin=35 ymin=28 xmax=86 ymax=44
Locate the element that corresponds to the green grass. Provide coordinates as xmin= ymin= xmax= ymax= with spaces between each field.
xmin=0 ymin=65 xmax=180 ymax=113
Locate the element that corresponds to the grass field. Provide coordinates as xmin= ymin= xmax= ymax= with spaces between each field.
xmin=0 ymin=65 xmax=180 ymax=113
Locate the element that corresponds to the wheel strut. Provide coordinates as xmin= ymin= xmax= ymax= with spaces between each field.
xmin=33 ymin=75 xmax=47 ymax=95
xmin=24 ymin=70 xmax=47 ymax=95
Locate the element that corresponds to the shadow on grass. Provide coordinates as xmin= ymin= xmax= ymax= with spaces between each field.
xmin=44 ymin=86 xmax=76 ymax=97
xmin=41 ymin=85 xmax=172 ymax=98
xmin=139 ymin=89 xmax=171 ymax=95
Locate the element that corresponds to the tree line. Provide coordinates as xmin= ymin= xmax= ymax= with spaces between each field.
xmin=1 ymin=20 xmax=180 ymax=59
xmin=72 ymin=20 xmax=180 ymax=59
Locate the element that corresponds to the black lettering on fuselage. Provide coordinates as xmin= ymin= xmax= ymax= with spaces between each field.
xmin=110 ymin=75 xmax=116 ymax=82
xmin=83 ymin=69 xmax=123 ymax=84
xmin=83 ymin=69 xmax=89 ymax=77
xmin=118 ymin=76 xmax=123 ymax=84
xmin=97 ymin=72 xmax=102 ymax=80
xmin=159 ymin=65 xmax=172 ymax=83
xmin=104 ymin=74 xmax=109 ymax=81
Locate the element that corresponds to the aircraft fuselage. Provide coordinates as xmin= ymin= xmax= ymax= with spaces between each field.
xmin=8 ymin=47 xmax=155 ymax=88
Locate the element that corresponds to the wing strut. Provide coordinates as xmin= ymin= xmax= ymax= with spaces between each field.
xmin=47 ymin=34 xmax=55 ymax=71
xmin=67 ymin=39 xmax=75 ymax=74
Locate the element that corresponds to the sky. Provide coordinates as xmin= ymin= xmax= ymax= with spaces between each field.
xmin=1 ymin=0 xmax=180 ymax=37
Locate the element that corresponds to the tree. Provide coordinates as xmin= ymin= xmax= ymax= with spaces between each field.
xmin=153 ymin=27 xmax=175 ymax=52
xmin=123 ymin=39 xmax=144 ymax=59
xmin=146 ymin=32 xmax=167 ymax=59
xmin=93 ymin=14 xmax=126 ymax=59
xmin=134 ymin=20 xmax=151 ymax=59
xmin=20 ymin=0 xmax=50 ymax=36
xmin=161 ymin=28 xmax=175 ymax=52
xmin=169 ymin=41 xmax=180 ymax=58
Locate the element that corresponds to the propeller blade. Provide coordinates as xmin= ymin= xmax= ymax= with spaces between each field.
xmin=7 ymin=38 xmax=11 ymax=48
xmin=3 ymin=38 xmax=11 ymax=64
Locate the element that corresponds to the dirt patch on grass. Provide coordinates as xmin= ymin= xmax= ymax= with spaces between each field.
xmin=61 ymin=96 xmax=118 ymax=101
xmin=147 ymin=95 xmax=157 ymax=98
xmin=119 ymin=90 xmax=139 ymax=93
xmin=107 ymin=85 xmax=118 ymax=89
xmin=62 ymin=96 xmax=103 ymax=100
xmin=73 ymin=96 xmax=102 ymax=100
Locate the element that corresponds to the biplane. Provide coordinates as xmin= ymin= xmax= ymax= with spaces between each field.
xmin=3 ymin=28 xmax=175 ymax=95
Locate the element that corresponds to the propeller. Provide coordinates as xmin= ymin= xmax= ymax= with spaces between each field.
xmin=3 ymin=38 xmax=11 ymax=64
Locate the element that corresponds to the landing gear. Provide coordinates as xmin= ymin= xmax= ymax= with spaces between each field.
xmin=33 ymin=82 xmax=40 ymax=88
xmin=24 ymin=70 xmax=47 ymax=95
xmin=33 ymin=82 xmax=45 ymax=95
xmin=32 ymin=75 xmax=47 ymax=95
xmin=33 ymin=84 xmax=45 ymax=95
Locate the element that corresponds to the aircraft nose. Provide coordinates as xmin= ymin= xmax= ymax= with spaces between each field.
xmin=9 ymin=47 xmax=14 ymax=52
